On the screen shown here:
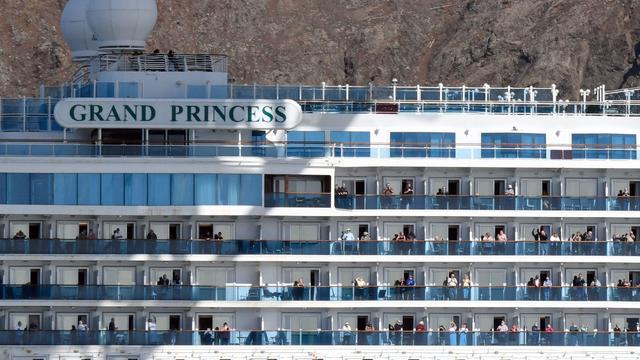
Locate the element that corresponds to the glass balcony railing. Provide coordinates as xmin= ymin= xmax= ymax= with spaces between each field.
xmin=264 ymin=193 xmax=331 ymax=207
xmin=0 ymin=284 xmax=635 ymax=302
xmin=0 ymin=239 xmax=636 ymax=256
xmin=1 ymin=143 xmax=639 ymax=161
xmin=335 ymin=195 xmax=635 ymax=211
xmin=0 ymin=330 xmax=635 ymax=346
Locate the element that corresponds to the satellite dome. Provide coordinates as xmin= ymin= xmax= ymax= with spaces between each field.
xmin=86 ymin=0 xmax=158 ymax=52
xmin=60 ymin=0 xmax=99 ymax=61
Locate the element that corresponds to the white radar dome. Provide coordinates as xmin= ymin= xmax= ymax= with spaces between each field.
xmin=87 ymin=0 xmax=158 ymax=52
xmin=61 ymin=0 xmax=99 ymax=61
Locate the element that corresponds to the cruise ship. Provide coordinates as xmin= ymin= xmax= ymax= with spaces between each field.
xmin=2 ymin=1 xmax=640 ymax=359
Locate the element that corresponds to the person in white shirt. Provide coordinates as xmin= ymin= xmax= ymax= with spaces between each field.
xmin=543 ymin=277 xmax=553 ymax=300
xmin=77 ymin=320 xmax=88 ymax=331
xmin=496 ymin=320 xmax=509 ymax=332
xmin=341 ymin=228 xmax=356 ymax=254
xmin=147 ymin=318 xmax=157 ymax=331
xmin=15 ymin=321 xmax=23 ymax=331
xmin=341 ymin=322 xmax=352 ymax=345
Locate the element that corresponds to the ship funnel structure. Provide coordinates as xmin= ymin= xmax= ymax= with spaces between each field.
xmin=86 ymin=0 xmax=158 ymax=53
xmin=60 ymin=0 xmax=99 ymax=62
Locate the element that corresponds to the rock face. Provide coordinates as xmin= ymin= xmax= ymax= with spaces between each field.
xmin=1 ymin=0 xmax=640 ymax=98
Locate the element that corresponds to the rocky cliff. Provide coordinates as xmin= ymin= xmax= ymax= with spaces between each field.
xmin=1 ymin=0 xmax=639 ymax=99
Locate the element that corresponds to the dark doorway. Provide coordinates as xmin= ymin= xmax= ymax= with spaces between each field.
xmin=28 ymin=314 xmax=41 ymax=329
xmin=448 ymin=225 xmax=459 ymax=241
xmin=198 ymin=315 xmax=213 ymax=330
xmin=169 ymin=224 xmax=180 ymax=240
xmin=539 ymin=270 xmax=550 ymax=284
xmin=126 ymin=224 xmax=135 ymax=240
xmin=402 ymin=315 xmax=415 ymax=331
xmin=79 ymin=223 xmax=88 ymax=236
xmin=586 ymin=271 xmax=596 ymax=286
xmin=494 ymin=180 xmax=506 ymax=196
xmin=447 ymin=180 xmax=460 ymax=195
xmin=30 ymin=269 xmax=40 ymax=284
xmin=28 ymin=223 xmax=41 ymax=240
xmin=542 ymin=180 xmax=551 ymax=196
xmin=493 ymin=316 xmax=506 ymax=330
xmin=539 ymin=316 xmax=550 ymax=330
xmin=169 ymin=315 xmax=181 ymax=330
xmin=77 ymin=269 xmax=87 ymax=285
xmin=357 ymin=315 xmax=368 ymax=331
xmin=199 ymin=225 xmax=213 ymax=239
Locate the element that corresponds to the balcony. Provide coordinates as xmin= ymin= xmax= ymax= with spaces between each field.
xmin=335 ymin=195 xmax=638 ymax=211
xmin=264 ymin=193 xmax=331 ymax=208
xmin=0 ymin=330 xmax=631 ymax=346
xmin=0 ymin=239 xmax=636 ymax=256
xmin=0 ymin=284 xmax=633 ymax=302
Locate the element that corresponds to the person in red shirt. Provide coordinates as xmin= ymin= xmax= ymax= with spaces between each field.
xmin=545 ymin=324 xmax=554 ymax=332
xmin=416 ymin=321 xmax=426 ymax=332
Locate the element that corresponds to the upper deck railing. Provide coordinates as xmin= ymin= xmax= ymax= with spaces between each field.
xmin=90 ymin=53 xmax=229 ymax=73
xmin=0 ymin=83 xmax=636 ymax=133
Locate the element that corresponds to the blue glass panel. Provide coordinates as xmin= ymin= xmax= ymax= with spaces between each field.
xmin=239 ymin=174 xmax=262 ymax=205
xmin=96 ymin=82 xmax=115 ymax=97
xmin=217 ymin=174 xmax=240 ymax=205
xmin=119 ymin=82 xmax=139 ymax=98
xmin=187 ymin=85 xmax=207 ymax=99
xmin=6 ymin=173 xmax=30 ymax=204
xmin=54 ymin=174 xmax=77 ymax=205
xmin=148 ymin=174 xmax=171 ymax=205
xmin=77 ymin=174 xmax=100 ymax=205
xmin=124 ymin=174 xmax=147 ymax=205
xmin=195 ymin=174 xmax=217 ymax=205
xmin=101 ymin=173 xmax=124 ymax=205
xmin=171 ymin=174 xmax=194 ymax=205
xmin=0 ymin=173 xmax=5 ymax=204
xmin=210 ymin=85 xmax=229 ymax=99
xmin=331 ymin=131 xmax=370 ymax=157
xmin=30 ymin=173 xmax=53 ymax=204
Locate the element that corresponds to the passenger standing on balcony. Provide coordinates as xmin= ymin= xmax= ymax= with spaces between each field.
xmin=87 ymin=229 xmax=96 ymax=240
xmin=167 ymin=50 xmax=178 ymax=71
xmin=364 ymin=322 xmax=375 ymax=345
xmin=543 ymin=276 xmax=553 ymax=301
xmin=447 ymin=273 xmax=458 ymax=300
xmin=481 ymin=232 xmax=494 ymax=255
xmin=403 ymin=274 xmax=416 ymax=300
xmin=341 ymin=228 xmax=356 ymax=254
xmin=531 ymin=322 xmax=540 ymax=345
xmin=496 ymin=229 xmax=507 ymax=254
xmin=214 ymin=232 xmax=224 ymax=255
xmin=549 ymin=231 xmax=560 ymax=255
xmin=532 ymin=227 xmax=547 ymax=255
xmin=402 ymin=183 xmax=414 ymax=209
xmin=220 ymin=322 xmax=231 ymax=345
xmin=341 ymin=322 xmax=352 ymax=345
xmin=382 ymin=183 xmax=394 ymax=209
xmin=146 ymin=229 xmax=157 ymax=240
xmin=112 ymin=228 xmax=123 ymax=240
xmin=459 ymin=323 xmax=469 ymax=346
xmin=392 ymin=320 xmax=402 ymax=345
xmin=78 ymin=320 xmax=88 ymax=331
xmin=293 ymin=278 xmax=305 ymax=300
xmin=504 ymin=184 xmax=515 ymax=210
xmin=13 ymin=230 xmax=26 ymax=240
xmin=462 ymin=274 xmax=471 ymax=300
xmin=396 ymin=232 xmax=408 ymax=255
xmin=448 ymin=321 xmax=458 ymax=345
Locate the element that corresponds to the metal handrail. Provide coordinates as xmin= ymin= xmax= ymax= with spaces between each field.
xmin=90 ymin=53 xmax=228 ymax=73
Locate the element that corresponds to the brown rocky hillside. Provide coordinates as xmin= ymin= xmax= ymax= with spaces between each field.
xmin=1 ymin=0 xmax=639 ymax=99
